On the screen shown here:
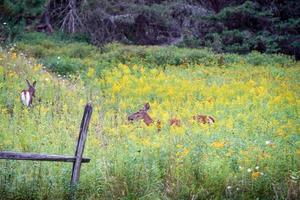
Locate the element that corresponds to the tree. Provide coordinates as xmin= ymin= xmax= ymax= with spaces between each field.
xmin=0 ymin=0 xmax=47 ymax=40
xmin=60 ymin=0 xmax=83 ymax=33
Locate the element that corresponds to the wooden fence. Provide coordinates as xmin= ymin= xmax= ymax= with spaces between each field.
xmin=0 ymin=103 xmax=93 ymax=186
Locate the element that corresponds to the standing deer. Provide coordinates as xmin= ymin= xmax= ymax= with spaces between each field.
xmin=20 ymin=80 xmax=37 ymax=107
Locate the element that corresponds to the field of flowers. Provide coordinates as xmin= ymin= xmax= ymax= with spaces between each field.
xmin=0 ymin=46 xmax=299 ymax=199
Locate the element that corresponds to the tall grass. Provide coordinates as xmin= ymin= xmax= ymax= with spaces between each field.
xmin=0 ymin=39 xmax=299 ymax=199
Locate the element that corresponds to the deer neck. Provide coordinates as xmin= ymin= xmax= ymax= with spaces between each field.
xmin=143 ymin=113 xmax=154 ymax=126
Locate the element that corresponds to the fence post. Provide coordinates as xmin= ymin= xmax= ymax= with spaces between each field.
xmin=71 ymin=103 xmax=93 ymax=186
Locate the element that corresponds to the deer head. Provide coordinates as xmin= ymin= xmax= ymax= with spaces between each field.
xmin=128 ymin=103 xmax=154 ymax=126
xmin=20 ymin=80 xmax=37 ymax=107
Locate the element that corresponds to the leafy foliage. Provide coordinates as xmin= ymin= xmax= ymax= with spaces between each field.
xmin=186 ymin=0 xmax=300 ymax=58
xmin=0 ymin=0 xmax=46 ymax=41
xmin=1 ymin=0 xmax=300 ymax=58
xmin=15 ymin=32 xmax=296 ymax=77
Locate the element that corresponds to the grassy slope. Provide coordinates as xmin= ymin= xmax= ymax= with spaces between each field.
xmin=0 ymin=37 xmax=299 ymax=199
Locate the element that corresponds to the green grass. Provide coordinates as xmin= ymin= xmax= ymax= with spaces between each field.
xmin=0 ymin=34 xmax=299 ymax=199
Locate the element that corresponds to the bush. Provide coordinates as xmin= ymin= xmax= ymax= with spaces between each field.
xmin=244 ymin=51 xmax=295 ymax=67
xmin=41 ymin=57 xmax=83 ymax=75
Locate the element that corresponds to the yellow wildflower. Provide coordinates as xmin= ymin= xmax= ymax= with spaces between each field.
xmin=119 ymin=63 xmax=130 ymax=74
xmin=272 ymin=96 xmax=281 ymax=104
xmin=40 ymin=105 xmax=49 ymax=114
xmin=172 ymin=126 xmax=185 ymax=136
xmin=87 ymin=67 xmax=95 ymax=78
xmin=33 ymin=64 xmax=42 ymax=72
xmin=152 ymin=142 xmax=161 ymax=148
xmin=251 ymin=171 xmax=261 ymax=179
xmin=226 ymin=118 xmax=234 ymax=129
xmin=182 ymin=147 xmax=190 ymax=157
xmin=211 ymin=141 xmax=225 ymax=148
xmin=247 ymin=79 xmax=256 ymax=87
xmin=8 ymin=71 xmax=16 ymax=78
xmin=128 ymin=134 xmax=138 ymax=142
xmin=90 ymin=137 xmax=100 ymax=147
xmin=167 ymin=87 xmax=174 ymax=96
xmin=0 ymin=66 xmax=4 ymax=75
xmin=132 ymin=64 xmax=138 ymax=71
xmin=112 ymin=83 xmax=121 ymax=93
xmin=255 ymin=86 xmax=267 ymax=96
xmin=141 ymin=138 xmax=151 ymax=146
xmin=11 ymin=52 xmax=17 ymax=59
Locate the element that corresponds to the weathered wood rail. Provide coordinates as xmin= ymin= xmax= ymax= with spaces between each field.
xmin=0 ymin=103 xmax=93 ymax=186
xmin=0 ymin=152 xmax=90 ymax=163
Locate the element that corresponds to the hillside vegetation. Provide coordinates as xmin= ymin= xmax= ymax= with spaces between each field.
xmin=14 ymin=32 xmax=296 ymax=76
xmin=0 ymin=39 xmax=299 ymax=199
xmin=1 ymin=0 xmax=300 ymax=58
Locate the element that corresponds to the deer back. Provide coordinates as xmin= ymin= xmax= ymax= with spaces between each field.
xmin=20 ymin=80 xmax=36 ymax=107
xmin=169 ymin=118 xmax=181 ymax=127
xmin=193 ymin=115 xmax=215 ymax=124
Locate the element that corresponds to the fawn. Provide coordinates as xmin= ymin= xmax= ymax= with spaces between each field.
xmin=127 ymin=103 xmax=176 ymax=132
xmin=128 ymin=103 xmax=181 ymax=127
xmin=128 ymin=103 xmax=215 ymax=128
xmin=21 ymin=80 xmax=37 ymax=107
xmin=193 ymin=115 xmax=215 ymax=124
xmin=128 ymin=103 xmax=154 ymax=126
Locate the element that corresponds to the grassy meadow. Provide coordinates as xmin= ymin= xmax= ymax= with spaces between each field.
xmin=0 ymin=34 xmax=299 ymax=199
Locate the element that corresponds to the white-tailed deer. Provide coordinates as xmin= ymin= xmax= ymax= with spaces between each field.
xmin=128 ymin=103 xmax=181 ymax=127
xmin=193 ymin=115 xmax=215 ymax=124
xmin=128 ymin=103 xmax=154 ymax=126
xmin=128 ymin=103 xmax=162 ymax=132
xmin=169 ymin=118 xmax=181 ymax=127
xmin=21 ymin=80 xmax=36 ymax=107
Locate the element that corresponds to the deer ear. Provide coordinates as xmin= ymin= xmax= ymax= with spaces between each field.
xmin=144 ymin=103 xmax=150 ymax=111
xmin=32 ymin=81 xmax=37 ymax=87
xmin=26 ymin=79 xmax=31 ymax=87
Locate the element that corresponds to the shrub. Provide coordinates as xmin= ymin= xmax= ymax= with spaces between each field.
xmin=42 ymin=56 xmax=83 ymax=75
xmin=245 ymin=51 xmax=295 ymax=67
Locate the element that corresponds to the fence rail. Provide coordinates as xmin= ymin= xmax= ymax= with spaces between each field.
xmin=0 ymin=103 xmax=93 ymax=187
xmin=0 ymin=151 xmax=90 ymax=163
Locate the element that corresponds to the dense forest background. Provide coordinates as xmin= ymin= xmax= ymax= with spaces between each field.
xmin=0 ymin=0 xmax=299 ymax=59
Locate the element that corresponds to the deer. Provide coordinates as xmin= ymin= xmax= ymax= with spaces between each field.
xmin=20 ymin=80 xmax=37 ymax=107
xmin=169 ymin=118 xmax=181 ymax=127
xmin=127 ymin=103 xmax=177 ymax=132
xmin=128 ymin=103 xmax=215 ymax=129
xmin=128 ymin=103 xmax=154 ymax=126
xmin=128 ymin=103 xmax=181 ymax=127
xmin=193 ymin=115 xmax=215 ymax=124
